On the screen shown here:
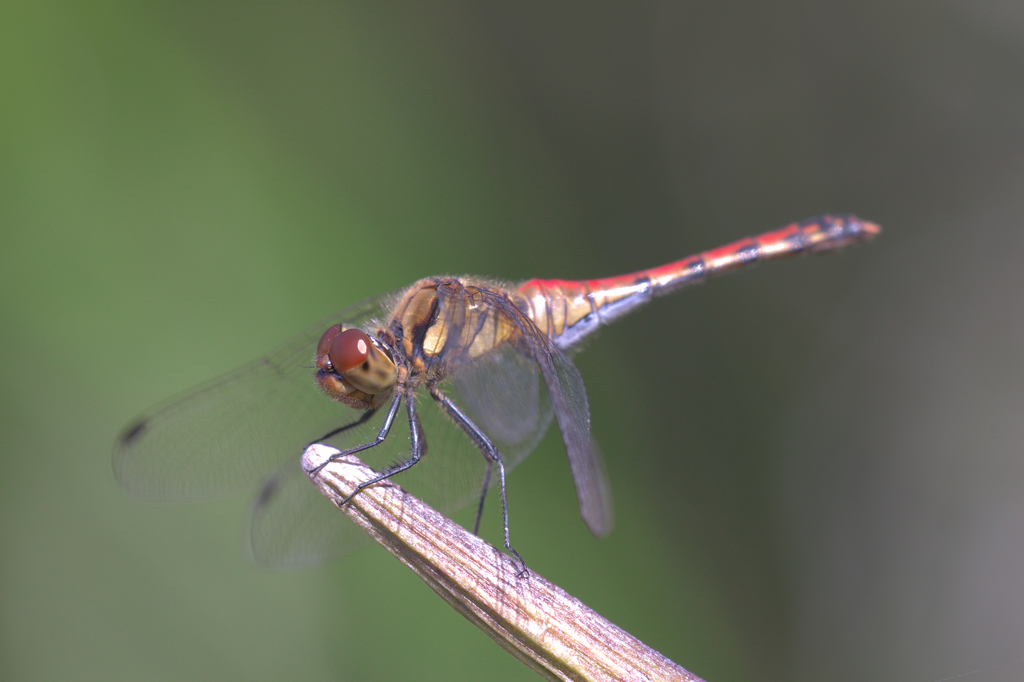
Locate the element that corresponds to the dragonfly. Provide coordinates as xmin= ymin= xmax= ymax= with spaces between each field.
xmin=115 ymin=214 xmax=879 ymax=568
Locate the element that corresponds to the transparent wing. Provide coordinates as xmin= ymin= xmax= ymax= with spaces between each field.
xmin=247 ymin=457 xmax=369 ymax=568
xmin=437 ymin=282 xmax=614 ymax=536
xmin=531 ymin=322 xmax=614 ymax=537
xmin=449 ymin=342 xmax=555 ymax=472
xmin=113 ymin=291 xmax=397 ymax=501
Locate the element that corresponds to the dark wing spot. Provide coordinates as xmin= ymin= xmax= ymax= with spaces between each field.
xmin=119 ymin=419 xmax=148 ymax=446
xmin=362 ymin=361 xmax=370 ymax=371
xmin=255 ymin=471 xmax=284 ymax=508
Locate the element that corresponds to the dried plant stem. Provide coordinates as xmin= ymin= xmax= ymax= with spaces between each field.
xmin=302 ymin=444 xmax=706 ymax=682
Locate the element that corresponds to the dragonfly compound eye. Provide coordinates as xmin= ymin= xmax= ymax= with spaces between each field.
xmin=329 ymin=328 xmax=371 ymax=373
xmin=316 ymin=324 xmax=343 ymax=363
xmin=330 ymin=328 xmax=398 ymax=395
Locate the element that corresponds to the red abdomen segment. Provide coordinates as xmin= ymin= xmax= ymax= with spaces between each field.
xmin=516 ymin=214 xmax=880 ymax=350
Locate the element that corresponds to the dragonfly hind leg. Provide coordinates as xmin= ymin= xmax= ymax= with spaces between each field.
xmin=428 ymin=383 xmax=526 ymax=576
xmin=473 ymin=460 xmax=493 ymax=536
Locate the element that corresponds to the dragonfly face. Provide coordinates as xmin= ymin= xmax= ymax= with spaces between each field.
xmin=315 ymin=324 xmax=398 ymax=410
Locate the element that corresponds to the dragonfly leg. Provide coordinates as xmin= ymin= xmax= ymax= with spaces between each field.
xmin=316 ymin=387 xmax=430 ymax=510
xmin=254 ymin=404 xmax=393 ymax=515
xmin=312 ymin=406 xmax=379 ymax=445
xmin=428 ymin=383 xmax=526 ymax=576
xmin=305 ymin=389 xmax=403 ymax=479
xmin=473 ymin=460 xmax=493 ymax=536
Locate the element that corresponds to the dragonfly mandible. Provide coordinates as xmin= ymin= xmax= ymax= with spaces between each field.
xmin=115 ymin=214 xmax=879 ymax=567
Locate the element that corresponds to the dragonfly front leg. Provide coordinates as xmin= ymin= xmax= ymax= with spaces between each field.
xmin=305 ymin=389 xmax=402 ymax=480
xmin=311 ymin=406 xmax=380 ymax=445
xmin=310 ymin=387 xmax=430 ymax=510
xmin=428 ymin=383 xmax=526 ymax=575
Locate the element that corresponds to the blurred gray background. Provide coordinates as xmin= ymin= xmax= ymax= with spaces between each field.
xmin=3 ymin=1 xmax=1024 ymax=680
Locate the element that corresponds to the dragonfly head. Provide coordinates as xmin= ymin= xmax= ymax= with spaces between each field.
xmin=315 ymin=325 xmax=397 ymax=409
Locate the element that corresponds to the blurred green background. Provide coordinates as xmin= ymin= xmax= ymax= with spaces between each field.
xmin=4 ymin=1 xmax=1024 ymax=680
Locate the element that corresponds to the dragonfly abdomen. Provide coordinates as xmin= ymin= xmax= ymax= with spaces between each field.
xmin=517 ymin=214 xmax=879 ymax=350
xmin=515 ymin=277 xmax=651 ymax=350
